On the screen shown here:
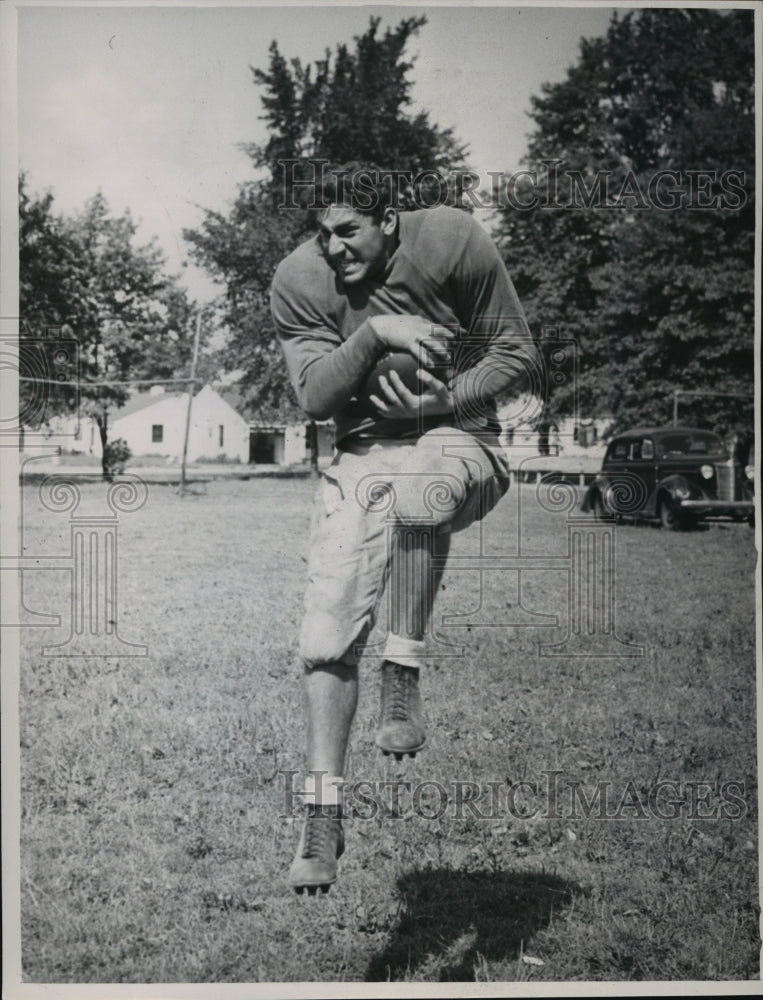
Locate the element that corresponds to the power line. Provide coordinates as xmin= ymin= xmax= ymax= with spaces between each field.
xmin=17 ymin=376 xmax=200 ymax=388
xmin=673 ymin=391 xmax=753 ymax=398
xmin=672 ymin=388 xmax=754 ymax=424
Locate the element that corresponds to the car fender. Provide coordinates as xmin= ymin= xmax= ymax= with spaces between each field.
xmin=655 ymin=473 xmax=697 ymax=510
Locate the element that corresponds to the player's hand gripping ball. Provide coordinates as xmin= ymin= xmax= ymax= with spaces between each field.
xmin=360 ymin=350 xmax=453 ymax=401
xmin=362 ymin=351 xmax=423 ymax=398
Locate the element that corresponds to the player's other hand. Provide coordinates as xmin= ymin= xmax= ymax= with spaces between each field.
xmin=369 ymin=315 xmax=453 ymax=369
xmin=369 ymin=368 xmax=454 ymax=419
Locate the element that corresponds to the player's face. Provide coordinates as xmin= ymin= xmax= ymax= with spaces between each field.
xmin=319 ymin=205 xmax=397 ymax=285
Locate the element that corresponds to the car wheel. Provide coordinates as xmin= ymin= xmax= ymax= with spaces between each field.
xmin=659 ymin=497 xmax=685 ymax=531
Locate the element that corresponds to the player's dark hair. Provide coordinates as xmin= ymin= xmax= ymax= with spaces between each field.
xmin=319 ymin=162 xmax=414 ymax=220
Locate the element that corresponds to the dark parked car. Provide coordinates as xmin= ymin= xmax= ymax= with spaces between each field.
xmin=581 ymin=426 xmax=755 ymax=529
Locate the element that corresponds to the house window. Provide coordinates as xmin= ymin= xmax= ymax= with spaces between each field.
xmin=219 ymin=424 xmax=224 ymax=447
xmin=152 ymin=424 xmax=163 ymax=443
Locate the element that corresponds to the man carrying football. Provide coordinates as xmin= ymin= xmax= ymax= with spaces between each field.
xmin=271 ymin=164 xmax=539 ymax=893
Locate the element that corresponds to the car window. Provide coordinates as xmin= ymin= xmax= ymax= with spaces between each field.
xmin=655 ymin=431 xmax=726 ymax=459
xmin=629 ymin=440 xmax=652 ymax=460
xmin=608 ymin=441 xmax=628 ymax=461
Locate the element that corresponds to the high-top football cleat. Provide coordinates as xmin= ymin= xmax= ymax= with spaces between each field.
xmin=289 ymin=805 xmax=345 ymax=895
xmin=375 ymin=660 xmax=426 ymax=760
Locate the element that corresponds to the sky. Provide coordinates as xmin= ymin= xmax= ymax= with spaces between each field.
xmin=16 ymin=1 xmax=623 ymax=302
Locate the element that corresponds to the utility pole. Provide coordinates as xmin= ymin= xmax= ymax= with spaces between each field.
xmin=179 ymin=311 xmax=202 ymax=497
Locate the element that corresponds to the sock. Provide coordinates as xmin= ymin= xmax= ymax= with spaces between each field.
xmin=382 ymin=634 xmax=426 ymax=669
xmin=302 ymin=772 xmax=345 ymax=813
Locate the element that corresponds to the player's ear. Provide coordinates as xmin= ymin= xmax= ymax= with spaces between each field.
xmin=380 ymin=206 xmax=398 ymax=236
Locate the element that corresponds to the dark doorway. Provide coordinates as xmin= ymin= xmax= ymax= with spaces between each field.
xmin=249 ymin=431 xmax=275 ymax=464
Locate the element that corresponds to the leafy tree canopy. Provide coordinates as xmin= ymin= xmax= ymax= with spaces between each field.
xmin=495 ymin=7 xmax=755 ymax=439
xmin=20 ymin=176 xmax=208 ymax=474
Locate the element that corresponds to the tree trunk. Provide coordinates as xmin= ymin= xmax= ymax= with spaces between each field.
xmin=306 ymin=420 xmax=319 ymax=478
xmin=97 ymin=411 xmax=110 ymax=482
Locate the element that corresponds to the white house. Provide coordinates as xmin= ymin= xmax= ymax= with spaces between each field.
xmin=27 ymin=384 xmax=250 ymax=463
xmin=112 ymin=385 xmax=249 ymax=463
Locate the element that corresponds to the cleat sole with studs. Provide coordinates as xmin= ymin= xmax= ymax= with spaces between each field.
xmin=379 ymin=744 xmax=425 ymax=760
xmin=294 ymin=883 xmax=332 ymax=896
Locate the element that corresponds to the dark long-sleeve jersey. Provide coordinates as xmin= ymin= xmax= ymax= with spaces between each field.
xmin=271 ymin=205 xmax=539 ymax=446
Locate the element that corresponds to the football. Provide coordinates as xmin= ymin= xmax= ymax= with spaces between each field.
xmin=360 ymin=350 xmax=453 ymax=404
xmin=361 ymin=350 xmax=426 ymax=399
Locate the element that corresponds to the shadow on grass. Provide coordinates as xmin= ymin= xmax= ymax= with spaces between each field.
xmin=365 ymin=866 xmax=582 ymax=982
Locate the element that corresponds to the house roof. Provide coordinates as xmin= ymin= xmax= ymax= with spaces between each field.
xmin=218 ymin=387 xmax=248 ymax=415
xmin=114 ymin=390 xmax=188 ymax=419
xmin=115 ymin=384 xmax=254 ymax=422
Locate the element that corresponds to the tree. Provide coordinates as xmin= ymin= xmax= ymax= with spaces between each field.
xmin=19 ymin=179 xmax=203 ymax=478
xmin=247 ymin=17 xmax=467 ymax=207
xmin=495 ymin=8 xmax=755 ymax=439
xmin=185 ymin=16 xmax=469 ymax=469
xmin=19 ymin=175 xmax=87 ymax=424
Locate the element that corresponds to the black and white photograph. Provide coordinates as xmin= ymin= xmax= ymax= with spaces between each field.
xmin=1 ymin=0 xmax=759 ymax=994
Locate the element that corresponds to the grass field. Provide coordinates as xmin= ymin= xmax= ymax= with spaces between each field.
xmin=16 ymin=475 xmax=759 ymax=984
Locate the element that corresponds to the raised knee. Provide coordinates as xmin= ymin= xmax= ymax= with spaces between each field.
xmin=299 ymin=609 xmax=367 ymax=668
xmin=391 ymin=473 xmax=467 ymax=526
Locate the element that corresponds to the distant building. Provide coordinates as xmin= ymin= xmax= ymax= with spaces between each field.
xmin=26 ymin=385 xmax=249 ymax=463
xmin=112 ymin=385 xmax=249 ymax=463
xmin=214 ymin=384 xmax=335 ymax=465
xmin=249 ymin=421 xmax=334 ymax=466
